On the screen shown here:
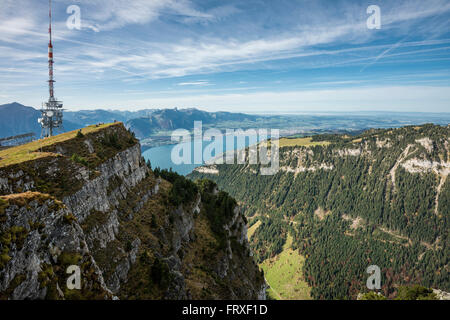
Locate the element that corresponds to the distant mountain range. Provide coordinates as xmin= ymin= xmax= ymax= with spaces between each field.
xmin=1 ymin=102 xmax=449 ymax=145
xmin=126 ymin=108 xmax=259 ymax=138
xmin=0 ymin=102 xmax=260 ymax=141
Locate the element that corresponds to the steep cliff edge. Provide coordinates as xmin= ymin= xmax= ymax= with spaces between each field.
xmin=0 ymin=123 xmax=265 ymax=300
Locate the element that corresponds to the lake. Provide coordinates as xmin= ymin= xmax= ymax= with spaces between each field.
xmin=142 ymin=134 xmax=268 ymax=175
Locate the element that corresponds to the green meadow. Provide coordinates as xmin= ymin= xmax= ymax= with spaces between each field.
xmin=259 ymin=234 xmax=311 ymax=300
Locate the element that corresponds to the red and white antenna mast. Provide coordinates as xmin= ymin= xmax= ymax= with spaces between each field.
xmin=48 ymin=0 xmax=55 ymax=100
xmin=39 ymin=0 xmax=64 ymax=137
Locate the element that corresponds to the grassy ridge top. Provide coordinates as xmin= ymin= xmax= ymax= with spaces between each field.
xmin=0 ymin=123 xmax=120 ymax=168
xmin=259 ymin=137 xmax=330 ymax=149
xmin=278 ymin=137 xmax=330 ymax=148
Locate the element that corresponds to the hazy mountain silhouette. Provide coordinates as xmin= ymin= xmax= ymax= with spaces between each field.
xmin=126 ymin=108 xmax=259 ymax=138
xmin=0 ymin=102 xmax=80 ymax=139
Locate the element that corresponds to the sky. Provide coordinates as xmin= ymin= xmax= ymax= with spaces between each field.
xmin=0 ymin=0 xmax=449 ymax=113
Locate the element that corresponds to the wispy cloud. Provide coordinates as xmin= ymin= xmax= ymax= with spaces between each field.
xmin=359 ymin=34 xmax=417 ymax=72
xmin=177 ymin=80 xmax=211 ymax=86
xmin=0 ymin=0 xmax=449 ymax=112
xmin=77 ymin=86 xmax=450 ymax=113
xmin=72 ymin=0 xmax=215 ymax=31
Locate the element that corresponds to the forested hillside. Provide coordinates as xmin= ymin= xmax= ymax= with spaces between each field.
xmin=189 ymin=124 xmax=449 ymax=299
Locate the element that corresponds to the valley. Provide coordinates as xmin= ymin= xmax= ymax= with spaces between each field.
xmin=259 ymin=234 xmax=311 ymax=300
xmin=190 ymin=124 xmax=450 ymax=299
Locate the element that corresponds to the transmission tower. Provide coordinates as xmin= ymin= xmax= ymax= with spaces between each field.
xmin=38 ymin=0 xmax=63 ymax=137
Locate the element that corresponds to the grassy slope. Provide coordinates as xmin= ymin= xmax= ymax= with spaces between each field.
xmin=0 ymin=123 xmax=118 ymax=167
xmin=278 ymin=137 xmax=330 ymax=148
xmin=259 ymin=137 xmax=330 ymax=149
xmin=247 ymin=220 xmax=261 ymax=240
xmin=260 ymin=234 xmax=311 ymax=300
xmin=236 ymin=136 xmax=328 ymax=300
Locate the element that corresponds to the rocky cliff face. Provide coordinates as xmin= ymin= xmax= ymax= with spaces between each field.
xmin=0 ymin=123 xmax=265 ymax=300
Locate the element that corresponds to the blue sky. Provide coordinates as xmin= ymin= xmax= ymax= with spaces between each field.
xmin=0 ymin=0 xmax=449 ymax=112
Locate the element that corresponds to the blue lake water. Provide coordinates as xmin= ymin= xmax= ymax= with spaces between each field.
xmin=142 ymin=134 xmax=267 ymax=175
